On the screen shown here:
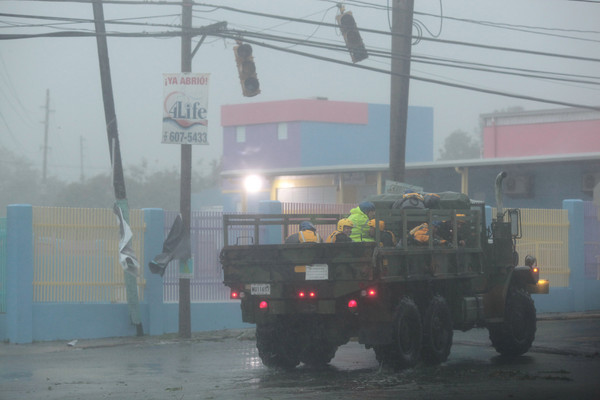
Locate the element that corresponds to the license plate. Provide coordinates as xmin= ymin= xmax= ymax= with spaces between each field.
xmin=250 ymin=284 xmax=271 ymax=295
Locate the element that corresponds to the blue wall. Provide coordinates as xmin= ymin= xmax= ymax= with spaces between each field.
xmin=300 ymin=104 xmax=433 ymax=167
xmin=0 ymin=206 xmax=250 ymax=344
xmin=1 ymin=200 xmax=598 ymax=343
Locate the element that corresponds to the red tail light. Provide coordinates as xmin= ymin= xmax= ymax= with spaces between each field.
xmin=230 ymin=291 xmax=239 ymax=299
xmin=361 ymin=288 xmax=377 ymax=297
xmin=348 ymin=299 xmax=358 ymax=308
xmin=297 ymin=290 xmax=317 ymax=299
xmin=259 ymin=301 xmax=268 ymax=309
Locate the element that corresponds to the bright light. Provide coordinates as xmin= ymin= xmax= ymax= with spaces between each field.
xmin=533 ymin=267 xmax=539 ymax=273
xmin=230 ymin=291 xmax=239 ymax=299
xmin=244 ymin=175 xmax=263 ymax=193
xmin=309 ymin=291 xmax=316 ymax=298
xmin=259 ymin=301 xmax=268 ymax=309
xmin=348 ymin=299 xmax=358 ymax=308
xmin=298 ymin=291 xmax=306 ymax=298
xmin=361 ymin=288 xmax=377 ymax=297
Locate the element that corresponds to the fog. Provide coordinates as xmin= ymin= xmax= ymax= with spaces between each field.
xmin=1 ymin=0 xmax=598 ymax=183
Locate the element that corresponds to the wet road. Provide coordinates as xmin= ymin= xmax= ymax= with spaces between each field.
xmin=1 ymin=315 xmax=599 ymax=400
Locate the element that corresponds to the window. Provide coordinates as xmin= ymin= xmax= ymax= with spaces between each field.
xmin=236 ymin=126 xmax=246 ymax=143
xmin=277 ymin=123 xmax=288 ymax=140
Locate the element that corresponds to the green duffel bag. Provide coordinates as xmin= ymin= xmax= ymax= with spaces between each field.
xmin=437 ymin=191 xmax=471 ymax=210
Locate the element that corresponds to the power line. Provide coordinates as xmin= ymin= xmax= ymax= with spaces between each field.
xmin=1 ymin=2 xmax=598 ymax=111
xmin=216 ymin=30 xmax=600 ymax=112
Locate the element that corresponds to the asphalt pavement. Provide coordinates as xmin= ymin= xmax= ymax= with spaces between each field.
xmin=2 ymin=311 xmax=599 ymax=358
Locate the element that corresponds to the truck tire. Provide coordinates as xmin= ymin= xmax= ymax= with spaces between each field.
xmin=374 ymin=297 xmax=422 ymax=369
xmin=256 ymin=321 xmax=301 ymax=369
xmin=488 ymin=288 xmax=536 ymax=356
xmin=421 ymin=295 xmax=453 ymax=365
xmin=300 ymin=342 xmax=338 ymax=367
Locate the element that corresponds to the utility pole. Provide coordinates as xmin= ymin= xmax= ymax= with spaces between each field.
xmin=42 ymin=89 xmax=51 ymax=183
xmin=179 ymin=0 xmax=193 ymax=339
xmin=93 ymin=0 xmax=143 ymax=336
xmin=80 ymin=136 xmax=85 ymax=183
xmin=389 ymin=0 xmax=414 ymax=183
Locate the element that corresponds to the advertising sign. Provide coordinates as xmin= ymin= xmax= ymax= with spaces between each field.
xmin=162 ymin=73 xmax=210 ymax=145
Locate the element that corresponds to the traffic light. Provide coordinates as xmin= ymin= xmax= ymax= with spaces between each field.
xmin=233 ymin=43 xmax=260 ymax=97
xmin=336 ymin=11 xmax=368 ymax=63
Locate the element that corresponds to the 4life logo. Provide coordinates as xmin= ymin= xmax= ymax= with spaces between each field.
xmin=163 ymin=91 xmax=207 ymax=128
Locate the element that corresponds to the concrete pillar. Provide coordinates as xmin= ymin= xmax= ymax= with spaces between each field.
xmin=563 ymin=199 xmax=585 ymax=311
xmin=6 ymin=204 xmax=34 ymax=343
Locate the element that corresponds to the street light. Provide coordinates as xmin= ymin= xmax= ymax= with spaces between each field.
xmin=242 ymin=174 xmax=263 ymax=212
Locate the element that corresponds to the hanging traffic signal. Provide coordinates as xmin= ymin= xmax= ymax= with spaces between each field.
xmin=336 ymin=11 xmax=368 ymax=63
xmin=233 ymin=43 xmax=260 ymax=97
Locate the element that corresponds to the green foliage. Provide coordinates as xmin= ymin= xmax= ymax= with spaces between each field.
xmin=0 ymin=146 xmax=221 ymax=215
xmin=437 ymin=129 xmax=481 ymax=161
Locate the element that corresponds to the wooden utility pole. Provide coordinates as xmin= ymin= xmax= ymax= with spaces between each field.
xmin=178 ymin=0 xmax=193 ymax=339
xmin=389 ymin=0 xmax=414 ymax=183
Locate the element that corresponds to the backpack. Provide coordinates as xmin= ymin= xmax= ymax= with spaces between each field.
xmin=392 ymin=192 xmax=425 ymax=210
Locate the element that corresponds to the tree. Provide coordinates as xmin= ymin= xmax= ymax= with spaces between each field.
xmin=437 ymin=130 xmax=481 ymax=161
xmin=0 ymin=146 xmax=223 ymax=213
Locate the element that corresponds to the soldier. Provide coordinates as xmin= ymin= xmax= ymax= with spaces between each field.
xmin=347 ymin=201 xmax=376 ymax=242
xmin=368 ymin=219 xmax=396 ymax=247
xmin=326 ymin=218 xmax=354 ymax=243
xmin=285 ymin=221 xmax=323 ymax=243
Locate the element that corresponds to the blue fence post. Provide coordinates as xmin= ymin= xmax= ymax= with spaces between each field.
xmin=259 ymin=201 xmax=282 ymax=244
xmin=143 ymin=208 xmax=166 ymax=336
xmin=563 ymin=199 xmax=585 ymax=311
xmin=6 ymin=204 xmax=33 ymax=343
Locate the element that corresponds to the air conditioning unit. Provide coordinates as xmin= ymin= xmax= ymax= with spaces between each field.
xmin=504 ymin=175 xmax=533 ymax=197
xmin=582 ymin=172 xmax=600 ymax=192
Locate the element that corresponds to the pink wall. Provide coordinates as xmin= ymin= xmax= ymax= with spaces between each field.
xmin=221 ymin=99 xmax=369 ymax=126
xmin=484 ymin=119 xmax=600 ymax=158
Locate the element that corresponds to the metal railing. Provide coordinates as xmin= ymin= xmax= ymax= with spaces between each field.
xmin=32 ymin=207 xmax=145 ymax=303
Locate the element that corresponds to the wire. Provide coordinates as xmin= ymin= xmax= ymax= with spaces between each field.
xmin=217 ymin=30 xmax=600 ymax=111
xmin=1 ymin=1 xmax=599 ymax=111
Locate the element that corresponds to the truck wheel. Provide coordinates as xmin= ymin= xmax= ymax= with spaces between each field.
xmin=421 ymin=295 xmax=453 ymax=365
xmin=256 ymin=321 xmax=301 ymax=369
xmin=374 ymin=297 xmax=422 ymax=369
xmin=300 ymin=343 xmax=338 ymax=367
xmin=488 ymin=288 xmax=536 ymax=356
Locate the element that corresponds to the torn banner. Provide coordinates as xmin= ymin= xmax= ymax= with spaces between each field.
xmin=113 ymin=203 xmax=140 ymax=276
xmin=149 ymin=214 xmax=191 ymax=277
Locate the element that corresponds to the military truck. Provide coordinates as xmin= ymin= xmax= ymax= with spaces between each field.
xmin=220 ymin=172 xmax=549 ymax=369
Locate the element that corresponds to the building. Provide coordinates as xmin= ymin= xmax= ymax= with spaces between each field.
xmin=217 ymin=100 xmax=600 ymax=211
xmin=220 ymin=98 xmax=433 ymax=211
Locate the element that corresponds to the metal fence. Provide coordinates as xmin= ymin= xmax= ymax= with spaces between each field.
xmin=0 ymin=218 xmax=6 ymax=313
xmin=32 ymin=207 xmax=145 ymax=303
xmin=514 ymin=208 xmax=570 ymax=287
xmin=162 ymin=211 xmax=232 ymax=303
xmin=164 ymin=203 xmax=355 ymax=303
xmin=1 ymin=202 xmax=587 ymax=307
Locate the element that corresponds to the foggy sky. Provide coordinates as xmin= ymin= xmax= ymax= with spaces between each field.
xmin=1 ymin=0 xmax=598 ymax=183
